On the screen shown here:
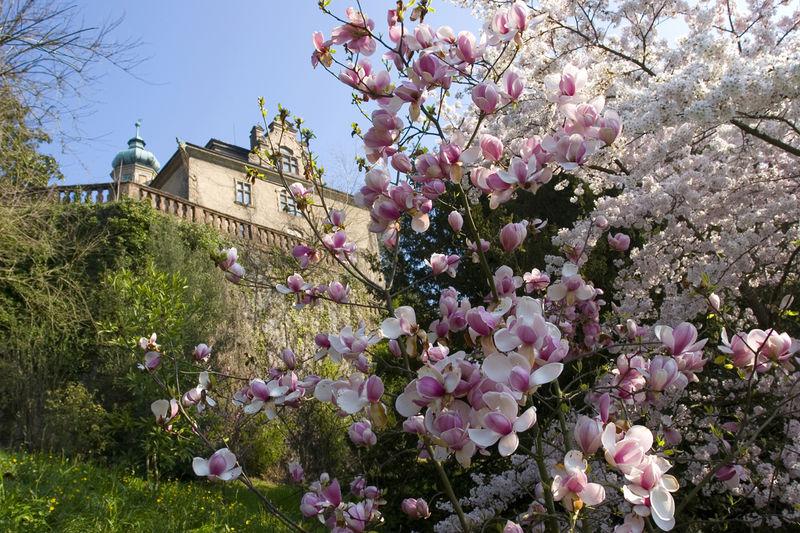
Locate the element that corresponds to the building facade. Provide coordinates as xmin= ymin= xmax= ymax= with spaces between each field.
xmin=106 ymin=122 xmax=378 ymax=258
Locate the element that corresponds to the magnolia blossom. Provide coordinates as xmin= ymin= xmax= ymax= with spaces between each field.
xmin=523 ymin=269 xmax=550 ymax=292
xmin=448 ymin=210 xmax=464 ymax=233
xmin=471 ymin=83 xmax=500 ymax=114
xmin=151 ymin=398 xmax=179 ymax=426
xmin=574 ymin=415 xmax=603 ymax=455
xmin=349 ymin=420 xmax=377 ymax=447
xmin=544 ymin=63 xmax=587 ymax=104
xmin=547 ymin=263 xmax=595 ymax=305
xmin=426 ymin=253 xmax=460 ymax=277
xmin=552 ymin=450 xmax=606 ymax=510
xmin=193 ymin=343 xmax=211 ymax=363
xmin=608 ymin=232 xmax=631 ymax=252
xmin=401 ymin=498 xmax=430 ymax=519
xmin=192 ymin=448 xmax=241 ymax=481
xmin=623 ymin=455 xmax=680 ymax=531
xmin=499 ymin=221 xmax=528 ymax=252
xmin=330 ymin=6 xmax=376 ymax=56
xmin=468 ymin=391 xmax=536 ymax=456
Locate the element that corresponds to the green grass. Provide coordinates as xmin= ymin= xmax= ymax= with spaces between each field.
xmin=0 ymin=450 xmax=302 ymax=532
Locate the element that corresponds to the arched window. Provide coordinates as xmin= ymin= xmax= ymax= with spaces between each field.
xmin=280 ymin=146 xmax=299 ymax=175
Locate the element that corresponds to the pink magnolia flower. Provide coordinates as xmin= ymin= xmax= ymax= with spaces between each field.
xmin=623 ymin=455 xmax=680 ymax=531
xmin=192 ymin=448 xmax=242 ymax=481
xmin=193 ymin=343 xmax=211 ymax=363
xmin=448 ymin=210 xmax=464 ymax=233
xmin=224 ymin=262 xmax=245 ymax=284
xmin=654 ymin=323 xmax=707 ymax=357
xmin=503 ymin=521 xmax=524 ymax=533
xmin=471 ymin=83 xmax=500 ymax=114
xmin=401 ymin=498 xmax=430 ymax=519
xmin=311 ymin=31 xmax=333 ymax=68
xmin=716 ymin=464 xmax=747 ymax=489
xmin=468 ymin=391 xmax=536 ymax=456
xmin=487 ymin=0 xmax=534 ymax=45
xmin=138 ymin=351 xmax=161 ymax=371
xmin=426 ymin=253 xmax=461 ymax=277
xmin=455 ymin=31 xmax=483 ymax=63
xmin=544 ymin=63 xmax=587 ymax=104
xmin=412 ymin=53 xmax=452 ymax=88
xmin=466 ymin=238 xmax=490 ymax=263
xmin=547 ymin=263 xmax=595 ymax=305
xmin=499 ymin=220 xmax=528 ymax=252
xmin=466 ymin=298 xmax=512 ymax=339
xmin=523 ymin=269 xmax=550 ymax=292
xmin=380 ymin=306 xmax=418 ymax=339
xmin=574 ymin=416 xmax=603 ymax=455
xmin=480 ymin=134 xmax=504 ymax=162
xmin=240 ymin=377 xmax=293 ymax=418
xmin=542 ymin=133 xmax=598 ymax=170
xmin=292 ymin=244 xmax=320 ymax=269
xmin=552 ymin=450 xmax=606 ymax=510
xmin=277 ymin=273 xmax=312 ymax=294
xmin=391 ymin=152 xmax=413 ymax=173
xmin=281 ymin=348 xmax=296 ymax=370
xmin=327 ymin=281 xmax=351 ymax=304
xmin=330 ymin=7 xmax=376 ymax=56
xmin=500 ymin=70 xmax=523 ymax=102
xmin=597 ymin=109 xmax=623 ymax=145
xmin=602 ymin=424 xmax=652 ymax=475
xmin=608 ymin=232 xmax=631 ymax=252
xmin=151 ymin=398 xmax=179 ymax=426
xmin=288 ymin=461 xmax=305 ymax=484
xmin=646 ymin=356 xmax=681 ymax=392
xmin=614 ymin=514 xmax=645 ymax=533
xmin=288 ymin=182 xmax=312 ymax=202
xmin=499 ymin=155 xmax=552 ymax=192
xmin=349 ymin=420 xmax=377 ymax=447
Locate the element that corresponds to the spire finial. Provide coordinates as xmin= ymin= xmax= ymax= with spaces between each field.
xmin=135 ymin=119 xmax=142 ymax=138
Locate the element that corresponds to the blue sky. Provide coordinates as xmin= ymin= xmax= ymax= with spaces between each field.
xmin=51 ymin=1 xmax=478 ymax=192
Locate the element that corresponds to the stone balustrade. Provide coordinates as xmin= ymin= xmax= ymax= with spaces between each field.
xmin=50 ymin=181 xmax=301 ymax=250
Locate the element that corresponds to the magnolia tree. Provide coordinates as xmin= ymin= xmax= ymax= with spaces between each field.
xmin=137 ymin=1 xmax=800 ymax=531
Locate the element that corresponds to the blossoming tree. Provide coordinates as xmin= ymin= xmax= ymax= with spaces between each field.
xmin=137 ymin=1 xmax=800 ymax=531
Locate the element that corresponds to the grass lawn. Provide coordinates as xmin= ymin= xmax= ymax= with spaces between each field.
xmin=0 ymin=450 xmax=303 ymax=532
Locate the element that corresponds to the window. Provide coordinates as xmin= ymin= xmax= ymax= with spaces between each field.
xmin=235 ymin=181 xmax=252 ymax=206
xmin=279 ymin=189 xmax=300 ymax=216
xmin=280 ymin=146 xmax=299 ymax=175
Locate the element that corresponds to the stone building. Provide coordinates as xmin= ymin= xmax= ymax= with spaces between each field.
xmin=102 ymin=121 xmax=378 ymax=258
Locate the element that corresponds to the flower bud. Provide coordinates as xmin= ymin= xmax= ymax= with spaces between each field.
xmin=448 ymin=210 xmax=464 ymax=233
xmin=281 ymin=348 xmax=296 ymax=370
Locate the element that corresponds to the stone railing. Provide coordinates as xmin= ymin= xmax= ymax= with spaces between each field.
xmin=51 ymin=181 xmax=301 ymax=250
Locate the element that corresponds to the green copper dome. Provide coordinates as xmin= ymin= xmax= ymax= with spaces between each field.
xmin=111 ymin=121 xmax=160 ymax=172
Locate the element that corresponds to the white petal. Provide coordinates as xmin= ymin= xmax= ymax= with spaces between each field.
xmin=531 ymin=363 xmax=564 ymax=385
xmin=468 ymin=428 xmax=501 ymax=448
xmin=563 ymin=450 xmax=586 ymax=472
xmin=661 ymin=474 xmax=680 ymax=492
xmin=217 ymin=466 xmax=242 ymax=481
xmin=337 ymin=389 xmax=366 ymax=414
xmin=380 ymin=317 xmax=403 ymax=339
xmin=483 ymin=391 xmax=518 ymax=419
xmin=493 ymin=328 xmax=521 ymax=353
xmin=314 ymin=379 xmax=335 ymax=402
xmin=650 ymin=488 xmax=675 ymax=523
xmin=243 ymin=400 xmax=264 ymax=414
xmin=498 ymin=432 xmax=519 ymax=456
xmin=483 ymin=353 xmax=513 ymax=382
xmin=513 ymin=406 xmax=537 ymax=432
xmin=516 ymin=296 xmax=542 ymax=318
xmin=395 ymin=392 xmax=422 ymax=417
xmin=580 ymin=483 xmax=605 ymax=506
xmin=192 ymin=457 xmax=210 ymax=477
xmin=546 ymin=284 xmax=567 ymax=301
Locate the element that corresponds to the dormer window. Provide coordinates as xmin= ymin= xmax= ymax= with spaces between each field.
xmin=279 ymin=189 xmax=300 ymax=216
xmin=280 ymin=146 xmax=299 ymax=175
xmin=235 ymin=181 xmax=252 ymax=206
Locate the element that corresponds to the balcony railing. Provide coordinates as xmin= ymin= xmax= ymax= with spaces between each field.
xmin=50 ymin=182 xmax=301 ymax=250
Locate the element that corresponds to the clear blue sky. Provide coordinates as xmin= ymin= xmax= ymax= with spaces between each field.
xmin=51 ymin=1 xmax=478 ymax=193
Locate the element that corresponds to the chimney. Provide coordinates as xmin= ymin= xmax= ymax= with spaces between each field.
xmin=249 ymin=125 xmax=265 ymax=151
